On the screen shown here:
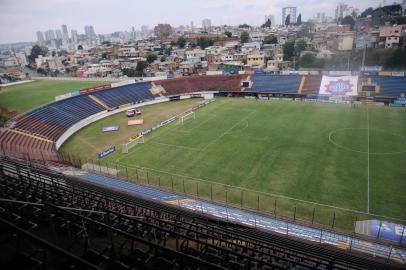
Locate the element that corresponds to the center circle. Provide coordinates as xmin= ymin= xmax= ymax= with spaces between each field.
xmin=328 ymin=128 xmax=406 ymax=155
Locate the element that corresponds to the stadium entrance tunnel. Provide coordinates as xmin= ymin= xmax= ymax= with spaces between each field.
xmin=328 ymin=128 xmax=406 ymax=155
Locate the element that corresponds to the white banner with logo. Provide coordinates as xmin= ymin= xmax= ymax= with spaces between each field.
xmin=319 ymin=76 xmax=359 ymax=96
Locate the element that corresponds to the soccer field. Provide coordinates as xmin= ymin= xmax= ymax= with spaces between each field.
xmin=62 ymin=98 xmax=406 ymax=230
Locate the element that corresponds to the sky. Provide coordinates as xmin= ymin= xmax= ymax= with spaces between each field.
xmin=0 ymin=0 xmax=384 ymax=44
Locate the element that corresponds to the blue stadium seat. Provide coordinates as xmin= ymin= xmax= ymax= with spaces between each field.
xmin=371 ymin=76 xmax=406 ymax=97
xmin=249 ymin=75 xmax=302 ymax=94
xmin=92 ymin=82 xmax=155 ymax=108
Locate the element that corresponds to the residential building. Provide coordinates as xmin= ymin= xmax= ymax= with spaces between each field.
xmin=336 ymin=32 xmax=355 ymax=51
xmin=247 ymin=53 xmax=265 ymax=67
xmin=154 ymin=24 xmax=173 ymax=39
xmin=282 ymin=7 xmax=297 ymax=25
xmin=379 ymin=25 xmax=404 ymax=48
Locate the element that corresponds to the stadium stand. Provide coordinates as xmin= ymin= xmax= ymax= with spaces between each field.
xmin=1 ymin=156 xmax=403 ymax=270
xmin=371 ymin=76 xmax=406 ymax=97
xmin=155 ymin=75 xmax=246 ymax=95
xmin=299 ymin=75 xmax=323 ymax=95
xmin=92 ymin=82 xmax=156 ymax=108
xmin=248 ymin=75 xmax=302 ymax=94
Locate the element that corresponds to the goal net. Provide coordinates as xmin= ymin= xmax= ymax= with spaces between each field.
xmin=178 ymin=111 xmax=195 ymax=125
xmin=122 ymin=135 xmax=144 ymax=154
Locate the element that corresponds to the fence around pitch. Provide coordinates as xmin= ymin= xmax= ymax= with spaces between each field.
xmin=56 ymin=152 xmax=406 ymax=236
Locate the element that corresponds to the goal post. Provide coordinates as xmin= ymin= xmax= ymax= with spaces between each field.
xmin=178 ymin=111 xmax=195 ymax=125
xmin=122 ymin=134 xmax=144 ymax=154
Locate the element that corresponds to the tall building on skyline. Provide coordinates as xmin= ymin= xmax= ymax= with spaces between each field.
xmin=44 ymin=29 xmax=55 ymax=41
xmin=62 ymin=24 xmax=69 ymax=40
xmin=71 ymin=29 xmax=78 ymax=43
xmin=282 ymin=7 xmax=297 ymax=25
xmin=141 ymin=25 xmax=149 ymax=38
xmin=84 ymin=25 xmax=96 ymax=39
xmin=202 ymin=19 xmax=211 ymax=30
xmin=36 ymin=31 xmax=44 ymax=43
xmin=55 ymin=29 xmax=63 ymax=40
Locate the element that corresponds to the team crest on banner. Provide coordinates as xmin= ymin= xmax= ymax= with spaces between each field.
xmin=325 ymin=79 xmax=353 ymax=95
xmin=319 ymin=76 xmax=359 ymax=96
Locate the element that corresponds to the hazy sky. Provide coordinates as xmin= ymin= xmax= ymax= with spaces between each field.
xmin=0 ymin=0 xmax=382 ymax=44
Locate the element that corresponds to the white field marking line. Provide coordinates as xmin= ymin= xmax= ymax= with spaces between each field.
xmin=202 ymin=110 xmax=257 ymax=151
xmin=151 ymin=141 xmax=202 ymax=152
xmin=181 ymin=114 xmax=217 ymax=132
xmin=117 ymin=161 xmax=406 ymax=223
xmin=226 ymin=120 xmax=249 ymax=134
xmin=328 ymin=128 xmax=406 ymax=155
xmin=367 ymin=107 xmax=370 ymax=214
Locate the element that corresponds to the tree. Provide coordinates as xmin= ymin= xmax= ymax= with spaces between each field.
xmin=283 ymin=41 xmax=295 ymax=60
xmin=196 ymin=37 xmax=213 ymax=49
xmin=360 ymin=7 xmax=374 ymax=18
xmin=295 ymin=39 xmax=307 ymax=56
xmin=122 ymin=68 xmax=137 ymax=77
xmin=146 ymin=53 xmax=158 ymax=63
xmin=261 ymin=19 xmax=272 ymax=28
xmin=297 ymin=14 xmax=302 ymax=25
xmin=341 ymin=16 xmax=355 ymax=30
xmin=177 ymin=36 xmax=187 ymax=48
xmin=160 ymin=56 xmax=166 ymax=62
xmin=297 ymin=53 xmax=325 ymax=69
xmin=28 ymin=45 xmax=48 ymax=64
xmin=225 ymin=31 xmax=232 ymax=38
xmin=164 ymin=47 xmax=173 ymax=56
xmin=238 ymin=24 xmax=251 ymax=29
xmin=135 ymin=61 xmax=148 ymax=76
xmin=285 ymin=15 xmax=291 ymax=26
xmin=263 ymin=35 xmax=278 ymax=44
xmin=240 ymin=31 xmax=250 ymax=43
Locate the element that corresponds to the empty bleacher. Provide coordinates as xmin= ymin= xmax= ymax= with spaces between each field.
xmin=371 ymin=76 xmax=406 ymax=97
xmin=249 ymin=75 xmax=302 ymax=94
xmin=299 ymin=75 xmax=322 ymax=95
xmin=155 ymin=75 xmax=246 ymax=95
xmin=13 ymin=95 xmax=105 ymax=141
xmin=92 ymin=82 xmax=155 ymax=108
xmin=0 ymin=157 xmax=403 ymax=270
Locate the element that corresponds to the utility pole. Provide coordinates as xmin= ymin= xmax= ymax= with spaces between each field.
xmin=361 ymin=45 xmax=367 ymax=71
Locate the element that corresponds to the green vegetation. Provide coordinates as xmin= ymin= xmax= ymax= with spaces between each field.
xmin=224 ymin=31 xmax=232 ymax=38
xmin=177 ymin=36 xmax=187 ymax=48
xmin=240 ymin=31 xmax=250 ymax=44
xmin=196 ymin=37 xmax=214 ymax=50
xmin=61 ymin=98 xmax=406 ymax=230
xmin=261 ymin=19 xmax=272 ymax=28
xmin=296 ymin=48 xmax=406 ymax=70
xmin=0 ymin=80 xmax=107 ymax=113
xmin=28 ymin=44 xmax=48 ymax=65
xmin=263 ymin=35 xmax=278 ymax=45
xmin=146 ymin=53 xmax=158 ymax=64
xmin=297 ymin=13 xmax=302 ymax=25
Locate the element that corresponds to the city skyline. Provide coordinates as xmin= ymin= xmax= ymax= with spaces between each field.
xmin=0 ymin=0 xmax=384 ymax=44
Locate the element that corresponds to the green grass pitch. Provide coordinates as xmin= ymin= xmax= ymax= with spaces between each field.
xmin=0 ymin=80 xmax=108 ymax=113
xmin=61 ymin=98 xmax=406 ymax=230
